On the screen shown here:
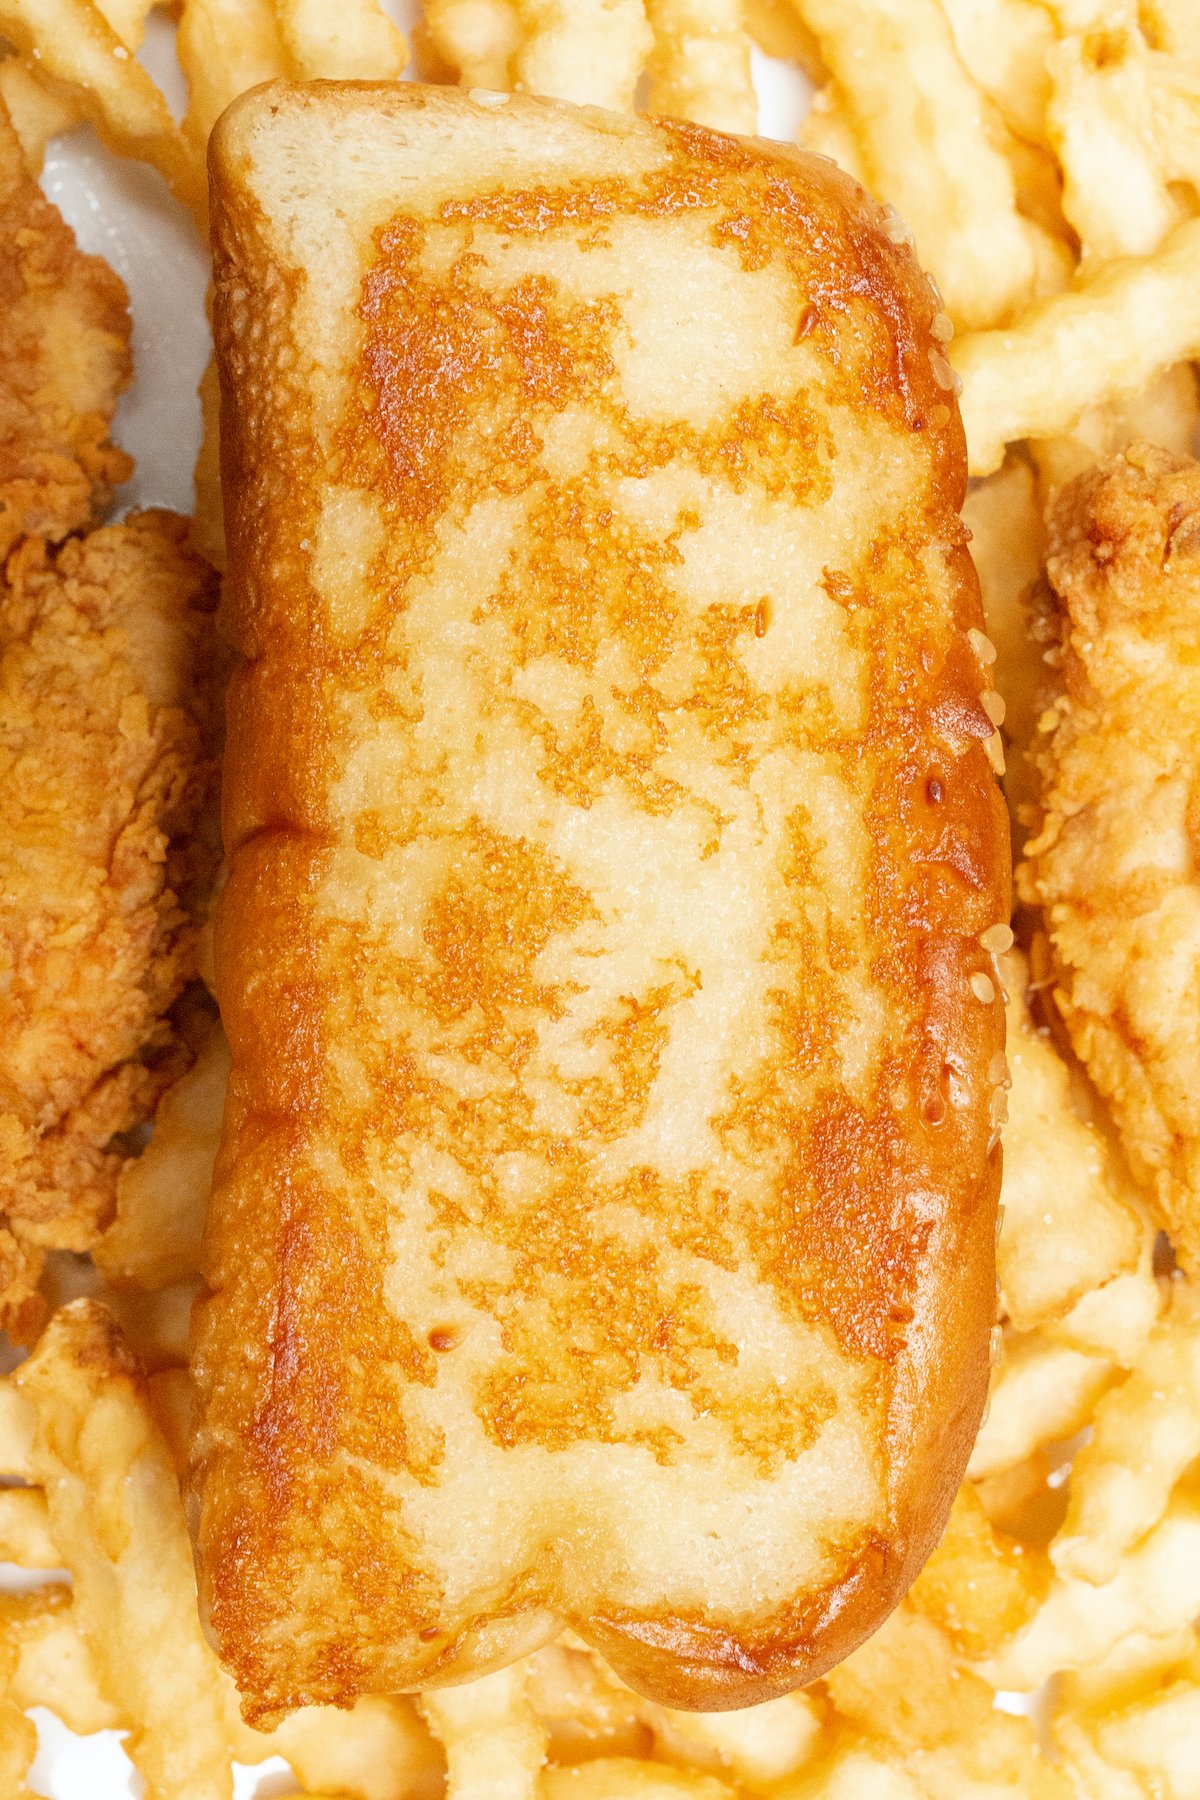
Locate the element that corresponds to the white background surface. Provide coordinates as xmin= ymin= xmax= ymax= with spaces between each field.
xmin=15 ymin=17 xmax=812 ymax=1795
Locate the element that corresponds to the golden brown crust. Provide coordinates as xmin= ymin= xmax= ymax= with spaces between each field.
xmin=194 ymin=84 xmax=1008 ymax=1722
xmin=1019 ymin=444 xmax=1200 ymax=1269
xmin=0 ymin=513 xmax=220 ymax=1341
xmin=0 ymin=94 xmax=132 ymax=558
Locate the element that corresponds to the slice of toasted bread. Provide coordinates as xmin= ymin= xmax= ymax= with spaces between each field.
xmin=192 ymin=82 xmax=1010 ymax=1725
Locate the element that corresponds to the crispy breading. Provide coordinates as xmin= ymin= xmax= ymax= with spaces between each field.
xmin=1020 ymin=444 xmax=1200 ymax=1269
xmin=0 ymin=92 xmax=132 ymax=560
xmin=0 ymin=512 xmax=219 ymax=1341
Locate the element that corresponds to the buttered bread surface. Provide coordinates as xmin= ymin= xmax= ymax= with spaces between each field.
xmin=193 ymin=86 xmax=1010 ymax=1721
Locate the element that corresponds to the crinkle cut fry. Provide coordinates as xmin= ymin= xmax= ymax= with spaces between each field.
xmin=956 ymin=218 xmax=1200 ymax=474
xmin=95 ymin=1012 xmax=229 ymax=1290
xmin=907 ymin=1484 xmax=1048 ymax=1661
xmin=177 ymin=0 xmax=288 ymax=155
xmin=418 ymin=0 xmax=522 ymax=88
xmin=742 ymin=0 xmax=823 ymax=77
xmin=985 ymin=1490 xmax=1200 ymax=1692
xmin=939 ymin=0 xmax=1053 ymax=147
xmin=0 ymin=57 xmax=78 ymax=175
xmin=791 ymin=0 xmax=1045 ymax=332
xmin=421 ymin=1666 xmax=547 ymax=1800
xmin=642 ymin=0 xmax=757 ymax=136
xmin=3 ymin=1300 xmax=442 ymax=1800
xmin=1027 ymin=362 xmax=1200 ymax=508
xmin=0 ymin=1587 xmax=120 ymax=1737
xmin=998 ymin=949 xmax=1147 ymax=1335
xmin=798 ymin=84 xmax=869 ymax=187
xmin=11 ymin=1301 xmax=238 ymax=1798
xmin=0 ymin=512 xmax=220 ymax=1342
xmin=0 ymin=0 xmax=203 ymax=213
xmin=525 ymin=1636 xmax=826 ymax=1784
xmin=819 ymin=1601 xmax=1073 ymax=1795
xmin=1053 ymin=1281 xmax=1200 ymax=1585
xmin=1045 ymin=27 xmax=1183 ymax=268
xmin=0 ymin=0 xmax=158 ymax=156
xmin=1019 ymin=444 xmax=1200 ymax=1271
xmin=0 ymin=1657 xmax=36 ymax=1793
xmin=273 ymin=0 xmax=408 ymax=80
xmin=968 ymin=1327 xmax=1117 ymax=1483
xmin=511 ymin=0 xmax=652 ymax=108
xmin=959 ymin=457 xmax=1045 ymax=821
xmin=542 ymin=1762 xmax=738 ymax=1798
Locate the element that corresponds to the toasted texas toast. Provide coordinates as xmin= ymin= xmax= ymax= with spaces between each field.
xmin=192 ymin=83 xmax=1010 ymax=1723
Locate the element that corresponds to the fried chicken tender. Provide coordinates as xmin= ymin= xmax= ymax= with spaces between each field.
xmin=0 ymin=92 xmax=132 ymax=560
xmin=1020 ymin=445 xmax=1200 ymax=1268
xmin=0 ymin=512 xmax=219 ymax=1340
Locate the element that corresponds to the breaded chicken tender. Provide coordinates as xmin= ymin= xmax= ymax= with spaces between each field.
xmin=194 ymin=86 xmax=1009 ymax=1722
xmin=1020 ymin=445 xmax=1200 ymax=1268
xmin=0 ymin=513 xmax=219 ymax=1340
xmin=0 ymin=93 xmax=132 ymax=560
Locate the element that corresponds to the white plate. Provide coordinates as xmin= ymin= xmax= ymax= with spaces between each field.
xmin=14 ymin=19 xmax=811 ymax=1795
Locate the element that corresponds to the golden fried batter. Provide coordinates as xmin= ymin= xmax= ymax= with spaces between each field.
xmin=0 ymin=513 xmax=219 ymax=1340
xmin=1020 ymin=445 xmax=1200 ymax=1268
xmin=0 ymin=93 xmax=132 ymax=560
xmin=194 ymin=86 xmax=1008 ymax=1722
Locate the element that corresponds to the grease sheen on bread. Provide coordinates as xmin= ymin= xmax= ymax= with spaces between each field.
xmin=192 ymin=83 xmax=1010 ymax=1725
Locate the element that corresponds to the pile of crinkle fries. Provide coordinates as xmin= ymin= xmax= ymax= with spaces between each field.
xmin=0 ymin=0 xmax=1199 ymax=1794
